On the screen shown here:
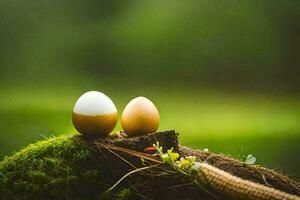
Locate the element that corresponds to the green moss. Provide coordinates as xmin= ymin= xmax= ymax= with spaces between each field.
xmin=0 ymin=136 xmax=107 ymax=199
xmin=115 ymin=188 xmax=131 ymax=200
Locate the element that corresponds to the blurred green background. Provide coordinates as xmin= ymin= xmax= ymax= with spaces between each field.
xmin=0 ymin=0 xmax=299 ymax=178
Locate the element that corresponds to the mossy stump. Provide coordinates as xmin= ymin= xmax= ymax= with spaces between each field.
xmin=0 ymin=130 xmax=299 ymax=200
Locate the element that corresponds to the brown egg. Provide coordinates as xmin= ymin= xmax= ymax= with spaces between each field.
xmin=121 ymin=96 xmax=160 ymax=136
xmin=72 ymin=91 xmax=118 ymax=138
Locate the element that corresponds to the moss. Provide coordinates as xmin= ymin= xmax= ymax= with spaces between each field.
xmin=0 ymin=136 xmax=107 ymax=199
xmin=115 ymin=188 xmax=131 ymax=200
xmin=0 ymin=131 xmax=178 ymax=199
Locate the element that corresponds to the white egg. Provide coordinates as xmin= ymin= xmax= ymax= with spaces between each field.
xmin=72 ymin=91 xmax=118 ymax=137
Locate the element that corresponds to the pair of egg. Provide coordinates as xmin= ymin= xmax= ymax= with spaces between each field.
xmin=72 ymin=91 xmax=160 ymax=137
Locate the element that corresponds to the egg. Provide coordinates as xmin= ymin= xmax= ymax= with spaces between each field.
xmin=72 ymin=91 xmax=118 ymax=137
xmin=121 ymin=96 xmax=160 ymax=136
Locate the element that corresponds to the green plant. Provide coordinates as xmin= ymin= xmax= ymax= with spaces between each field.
xmin=244 ymin=154 xmax=256 ymax=165
xmin=153 ymin=142 xmax=200 ymax=175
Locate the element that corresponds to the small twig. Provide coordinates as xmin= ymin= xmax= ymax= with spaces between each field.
xmin=100 ymin=144 xmax=137 ymax=169
xmin=107 ymin=164 xmax=160 ymax=192
xmin=96 ymin=142 xmax=163 ymax=164
xmin=95 ymin=143 xmax=108 ymax=160
xmin=261 ymin=173 xmax=271 ymax=186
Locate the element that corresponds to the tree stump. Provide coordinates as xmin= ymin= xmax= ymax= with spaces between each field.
xmin=0 ymin=130 xmax=299 ymax=200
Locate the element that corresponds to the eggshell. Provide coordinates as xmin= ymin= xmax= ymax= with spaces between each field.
xmin=121 ymin=96 xmax=160 ymax=136
xmin=72 ymin=91 xmax=117 ymax=137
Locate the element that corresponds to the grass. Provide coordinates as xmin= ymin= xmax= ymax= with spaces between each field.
xmin=0 ymin=85 xmax=299 ymax=178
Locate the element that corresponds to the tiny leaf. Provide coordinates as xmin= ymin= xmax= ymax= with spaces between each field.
xmin=244 ymin=154 xmax=256 ymax=165
xmin=167 ymin=149 xmax=179 ymax=162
